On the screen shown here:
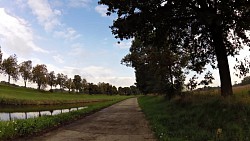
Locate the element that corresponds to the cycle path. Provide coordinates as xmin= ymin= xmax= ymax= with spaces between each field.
xmin=21 ymin=98 xmax=156 ymax=141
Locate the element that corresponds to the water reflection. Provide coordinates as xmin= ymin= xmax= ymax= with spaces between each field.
xmin=0 ymin=106 xmax=87 ymax=121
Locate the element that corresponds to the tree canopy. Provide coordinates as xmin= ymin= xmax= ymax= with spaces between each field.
xmin=19 ymin=60 xmax=32 ymax=88
xmin=32 ymin=64 xmax=48 ymax=90
xmin=2 ymin=54 xmax=19 ymax=83
xmin=99 ymin=0 xmax=250 ymax=96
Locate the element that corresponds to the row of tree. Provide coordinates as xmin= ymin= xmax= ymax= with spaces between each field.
xmin=0 ymin=49 xmax=140 ymax=95
xmin=99 ymin=0 xmax=250 ymax=97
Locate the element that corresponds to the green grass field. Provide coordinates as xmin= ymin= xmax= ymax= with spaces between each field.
xmin=0 ymin=84 xmax=129 ymax=105
xmin=138 ymin=90 xmax=250 ymax=141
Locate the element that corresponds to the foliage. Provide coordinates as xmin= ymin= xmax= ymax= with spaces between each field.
xmin=47 ymin=71 xmax=56 ymax=90
xmin=32 ymin=64 xmax=48 ymax=90
xmin=73 ymin=75 xmax=82 ymax=92
xmin=56 ymin=73 xmax=67 ymax=92
xmin=241 ymin=76 xmax=250 ymax=86
xmin=122 ymin=38 xmax=186 ymax=98
xmin=139 ymin=95 xmax=250 ymax=141
xmin=2 ymin=54 xmax=19 ymax=83
xmin=234 ymin=57 xmax=250 ymax=78
xmin=19 ymin=60 xmax=32 ymax=88
xmin=199 ymin=71 xmax=215 ymax=86
xmin=64 ymin=78 xmax=73 ymax=92
xmin=186 ymin=75 xmax=198 ymax=90
xmin=99 ymin=0 xmax=250 ymax=96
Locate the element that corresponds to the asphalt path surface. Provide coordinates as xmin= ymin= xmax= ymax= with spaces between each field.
xmin=20 ymin=98 xmax=156 ymax=141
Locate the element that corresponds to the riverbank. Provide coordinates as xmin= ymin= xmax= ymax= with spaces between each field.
xmin=0 ymin=84 xmax=127 ymax=105
xmin=0 ymin=97 xmax=131 ymax=140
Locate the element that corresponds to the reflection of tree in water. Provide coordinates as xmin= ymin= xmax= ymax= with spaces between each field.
xmin=0 ymin=106 xmax=87 ymax=121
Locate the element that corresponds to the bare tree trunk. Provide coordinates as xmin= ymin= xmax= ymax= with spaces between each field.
xmin=24 ymin=80 xmax=27 ymax=88
xmin=210 ymin=26 xmax=233 ymax=96
xmin=8 ymin=75 xmax=10 ymax=84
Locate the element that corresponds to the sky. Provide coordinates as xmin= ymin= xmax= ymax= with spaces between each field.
xmin=0 ymin=0 xmax=248 ymax=89
xmin=0 ymin=0 xmax=135 ymax=88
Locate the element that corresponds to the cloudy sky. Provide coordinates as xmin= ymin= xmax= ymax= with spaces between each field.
xmin=0 ymin=0 xmax=135 ymax=87
xmin=0 ymin=0 xmax=248 ymax=89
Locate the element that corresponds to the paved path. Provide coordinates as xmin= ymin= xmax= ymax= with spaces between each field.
xmin=21 ymin=98 xmax=156 ymax=141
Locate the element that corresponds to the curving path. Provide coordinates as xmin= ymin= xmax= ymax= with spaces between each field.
xmin=20 ymin=98 xmax=156 ymax=141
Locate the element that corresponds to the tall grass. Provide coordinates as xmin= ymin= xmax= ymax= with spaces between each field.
xmin=139 ymin=95 xmax=250 ymax=141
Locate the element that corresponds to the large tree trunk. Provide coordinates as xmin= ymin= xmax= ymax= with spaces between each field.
xmin=24 ymin=80 xmax=27 ymax=88
xmin=8 ymin=75 xmax=10 ymax=84
xmin=210 ymin=26 xmax=233 ymax=96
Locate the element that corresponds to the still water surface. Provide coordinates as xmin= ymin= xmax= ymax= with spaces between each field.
xmin=0 ymin=104 xmax=87 ymax=121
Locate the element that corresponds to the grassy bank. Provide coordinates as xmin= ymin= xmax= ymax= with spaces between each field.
xmin=0 ymin=97 xmax=130 ymax=140
xmin=138 ymin=95 xmax=250 ymax=141
xmin=0 ymin=84 xmax=127 ymax=105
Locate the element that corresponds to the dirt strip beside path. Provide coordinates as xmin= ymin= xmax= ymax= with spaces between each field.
xmin=20 ymin=98 xmax=156 ymax=141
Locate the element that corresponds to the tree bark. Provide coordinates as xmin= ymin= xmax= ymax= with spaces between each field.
xmin=210 ymin=26 xmax=233 ymax=96
xmin=24 ymin=80 xmax=27 ymax=88
xmin=8 ymin=75 xmax=10 ymax=84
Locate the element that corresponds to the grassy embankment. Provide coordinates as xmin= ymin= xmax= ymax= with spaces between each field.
xmin=0 ymin=84 xmax=132 ymax=140
xmin=138 ymin=85 xmax=250 ymax=141
xmin=0 ymin=84 xmax=126 ymax=105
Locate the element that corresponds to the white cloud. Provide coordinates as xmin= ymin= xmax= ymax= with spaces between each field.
xmin=0 ymin=8 xmax=48 ymax=56
xmin=53 ymin=27 xmax=81 ymax=41
xmin=95 ymin=5 xmax=108 ymax=17
xmin=27 ymin=0 xmax=61 ymax=31
xmin=68 ymin=43 xmax=86 ymax=56
xmin=62 ymin=66 xmax=135 ymax=87
xmin=114 ymin=40 xmax=132 ymax=49
xmin=53 ymin=54 xmax=64 ymax=64
xmin=68 ymin=0 xmax=92 ymax=8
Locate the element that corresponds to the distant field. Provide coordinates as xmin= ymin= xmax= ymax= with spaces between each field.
xmin=0 ymin=84 xmax=130 ymax=105
xmin=193 ymin=84 xmax=250 ymax=96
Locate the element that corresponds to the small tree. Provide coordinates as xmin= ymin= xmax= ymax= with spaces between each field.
xmin=47 ymin=71 xmax=56 ymax=90
xmin=65 ymin=78 xmax=73 ymax=93
xmin=19 ymin=60 xmax=32 ymax=88
xmin=2 ymin=54 xmax=18 ymax=83
xmin=56 ymin=73 xmax=66 ymax=92
xmin=32 ymin=64 xmax=48 ymax=90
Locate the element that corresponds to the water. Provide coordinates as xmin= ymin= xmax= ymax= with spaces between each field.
xmin=0 ymin=106 xmax=88 ymax=121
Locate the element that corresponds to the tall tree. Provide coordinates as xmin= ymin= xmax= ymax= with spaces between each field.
xmin=32 ymin=64 xmax=48 ymax=90
xmin=19 ymin=60 xmax=32 ymax=88
xmin=47 ymin=71 xmax=56 ymax=90
xmin=2 ymin=54 xmax=18 ymax=83
xmin=99 ymin=0 xmax=250 ymax=96
xmin=122 ymin=38 xmax=186 ymax=98
xmin=56 ymin=73 xmax=66 ymax=92
xmin=82 ymin=78 xmax=88 ymax=93
xmin=65 ymin=78 xmax=73 ymax=93
xmin=0 ymin=47 xmax=3 ymax=66
xmin=73 ymin=75 xmax=82 ymax=92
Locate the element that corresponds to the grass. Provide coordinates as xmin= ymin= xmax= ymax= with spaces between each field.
xmin=0 ymin=97 xmax=130 ymax=140
xmin=0 ymin=84 xmax=128 ymax=105
xmin=138 ymin=94 xmax=250 ymax=141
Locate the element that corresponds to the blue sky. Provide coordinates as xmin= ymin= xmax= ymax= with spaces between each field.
xmin=0 ymin=0 xmax=135 ymax=87
xmin=0 ymin=0 xmax=248 ymax=88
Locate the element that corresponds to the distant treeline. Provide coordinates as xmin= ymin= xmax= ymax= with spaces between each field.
xmin=0 ymin=48 xmax=140 ymax=95
xmin=233 ymin=76 xmax=250 ymax=87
